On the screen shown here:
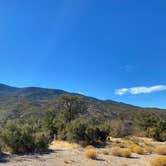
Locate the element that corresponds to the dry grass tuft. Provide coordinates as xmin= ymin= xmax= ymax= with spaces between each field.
xmin=156 ymin=146 xmax=166 ymax=155
xmin=101 ymin=148 xmax=109 ymax=155
xmin=111 ymin=147 xmax=131 ymax=158
xmin=145 ymin=146 xmax=154 ymax=154
xmin=111 ymin=147 xmax=121 ymax=156
xmin=85 ymin=148 xmax=97 ymax=160
xmin=123 ymin=140 xmax=134 ymax=147
xmin=150 ymin=156 xmax=166 ymax=166
xmin=130 ymin=137 xmax=141 ymax=144
xmin=120 ymin=148 xmax=132 ymax=158
xmin=143 ymin=138 xmax=153 ymax=146
xmin=129 ymin=145 xmax=144 ymax=154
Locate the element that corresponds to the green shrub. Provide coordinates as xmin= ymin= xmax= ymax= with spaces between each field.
xmin=0 ymin=95 xmax=110 ymax=153
xmin=0 ymin=120 xmax=50 ymax=154
xmin=154 ymin=121 xmax=166 ymax=141
xmin=66 ymin=118 xmax=110 ymax=145
xmin=136 ymin=112 xmax=166 ymax=142
xmin=34 ymin=132 xmax=49 ymax=152
xmin=43 ymin=94 xmax=88 ymax=140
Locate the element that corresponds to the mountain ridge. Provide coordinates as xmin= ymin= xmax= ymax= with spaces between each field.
xmin=0 ymin=83 xmax=161 ymax=108
xmin=0 ymin=83 xmax=165 ymax=121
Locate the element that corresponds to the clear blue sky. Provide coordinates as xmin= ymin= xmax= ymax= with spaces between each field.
xmin=0 ymin=0 xmax=166 ymax=108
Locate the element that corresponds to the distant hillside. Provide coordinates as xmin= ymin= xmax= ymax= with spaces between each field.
xmin=0 ymin=83 xmax=166 ymax=121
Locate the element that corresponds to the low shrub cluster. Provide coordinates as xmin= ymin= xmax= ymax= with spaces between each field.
xmin=110 ymin=120 xmax=133 ymax=138
xmin=0 ymin=94 xmax=111 ymax=154
xmin=85 ymin=148 xmax=97 ymax=160
xmin=0 ymin=120 xmax=50 ymax=154
xmin=111 ymin=147 xmax=131 ymax=158
xmin=129 ymin=144 xmax=144 ymax=154
xmin=44 ymin=94 xmax=110 ymax=145
xmin=150 ymin=156 xmax=166 ymax=166
xmin=156 ymin=146 xmax=166 ymax=155
xmin=136 ymin=112 xmax=166 ymax=142
xmin=65 ymin=119 xmax=110 ymax=145
xmin=145 ymin=146 xmax=154 ymax=154
xmin=101 ymin=148 xmax=109 ymax=155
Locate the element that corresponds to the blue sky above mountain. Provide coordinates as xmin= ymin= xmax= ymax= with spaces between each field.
xmin=0 ymin=0 xmax=166 ymax=108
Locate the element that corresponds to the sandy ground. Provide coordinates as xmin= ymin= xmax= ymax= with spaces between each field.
xmin=0 ymin=149 xmax=158 ymax=166
xmin=0 ymin=139 xmax=165 ymax=166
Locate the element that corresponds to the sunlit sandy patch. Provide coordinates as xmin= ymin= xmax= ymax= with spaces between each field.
xmin=49 ymin=140 xmax=80 ymax=150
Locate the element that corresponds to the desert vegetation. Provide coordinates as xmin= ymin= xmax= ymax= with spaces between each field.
xmin=0 ymin=120 xmax=50 ymax=154
xmin=150 ymin=156 xmax=166 ymax=166
xmin=111 ymin=147 xmax=132 ymax=158
xmin=85 ymin=148 xmax=97 ymax=159
xmin=0 ymin=95 xmax=110 ymax=154
xmin=135 ymin=111 xmax=166 ymax=141
xmin=129 ymin=145 xmax=144 ymax=154
xmin=0 ymin=94 xmax=165 ymax=166
xmin=156 ymin=146 xmax=166 ymax=155
xmin=101 ymin=148 xmax=109 ymax=155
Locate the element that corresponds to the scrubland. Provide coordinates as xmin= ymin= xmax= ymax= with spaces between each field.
xmin=0 ymin=137 xmax=165 ymax=166
xmin=0 ymin=95 xmax=165 ymax=165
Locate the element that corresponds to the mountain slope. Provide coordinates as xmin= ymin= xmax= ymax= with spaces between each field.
xmin=0 ymin=83 xmax=166 ymax=121
xmin=0 ymin=84 xmax=67 ymax=119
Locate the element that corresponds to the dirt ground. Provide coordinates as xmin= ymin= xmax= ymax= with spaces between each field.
xmin=0 ymin=139 xmax=165 ymax=166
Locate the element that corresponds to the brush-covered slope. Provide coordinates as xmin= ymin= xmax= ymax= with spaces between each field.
xmin=0 ymin=83 xmax=166 ymax=121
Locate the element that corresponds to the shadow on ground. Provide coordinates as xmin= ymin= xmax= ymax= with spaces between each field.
xmin=0 ymin=153 xmax=10 ymax=163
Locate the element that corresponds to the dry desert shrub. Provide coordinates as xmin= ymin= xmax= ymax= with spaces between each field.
xmin=143 ymin=138 xmax=153 ymax=146
xmin=85 ymin=148 xmax=97 ymax=160
xmin=101 ymin=148 xmax=109 ymax=155
xmin=120 ymin=148 xmax=132 ymax=158
xmin=123 ymin=140 xmax=134 ymax=147
xmin=111 ymin=147 xmax=131 ymax=158
xmin=129 ymin=136 xmax=141 ymax=144
xmin=145 ymin=146 xmax=154 ymax=154
xmin=129 ymin=144 xmax=144 ymax=154
xmin=150 ymin=156 xmax=166 ymax=166
xmin=111 ymin=147 xmax=121 ymax=156
xmin=156 ymin=146 xmax=166 ymax=155
xmin=110 ymin=120 xmax=132 ymax=137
